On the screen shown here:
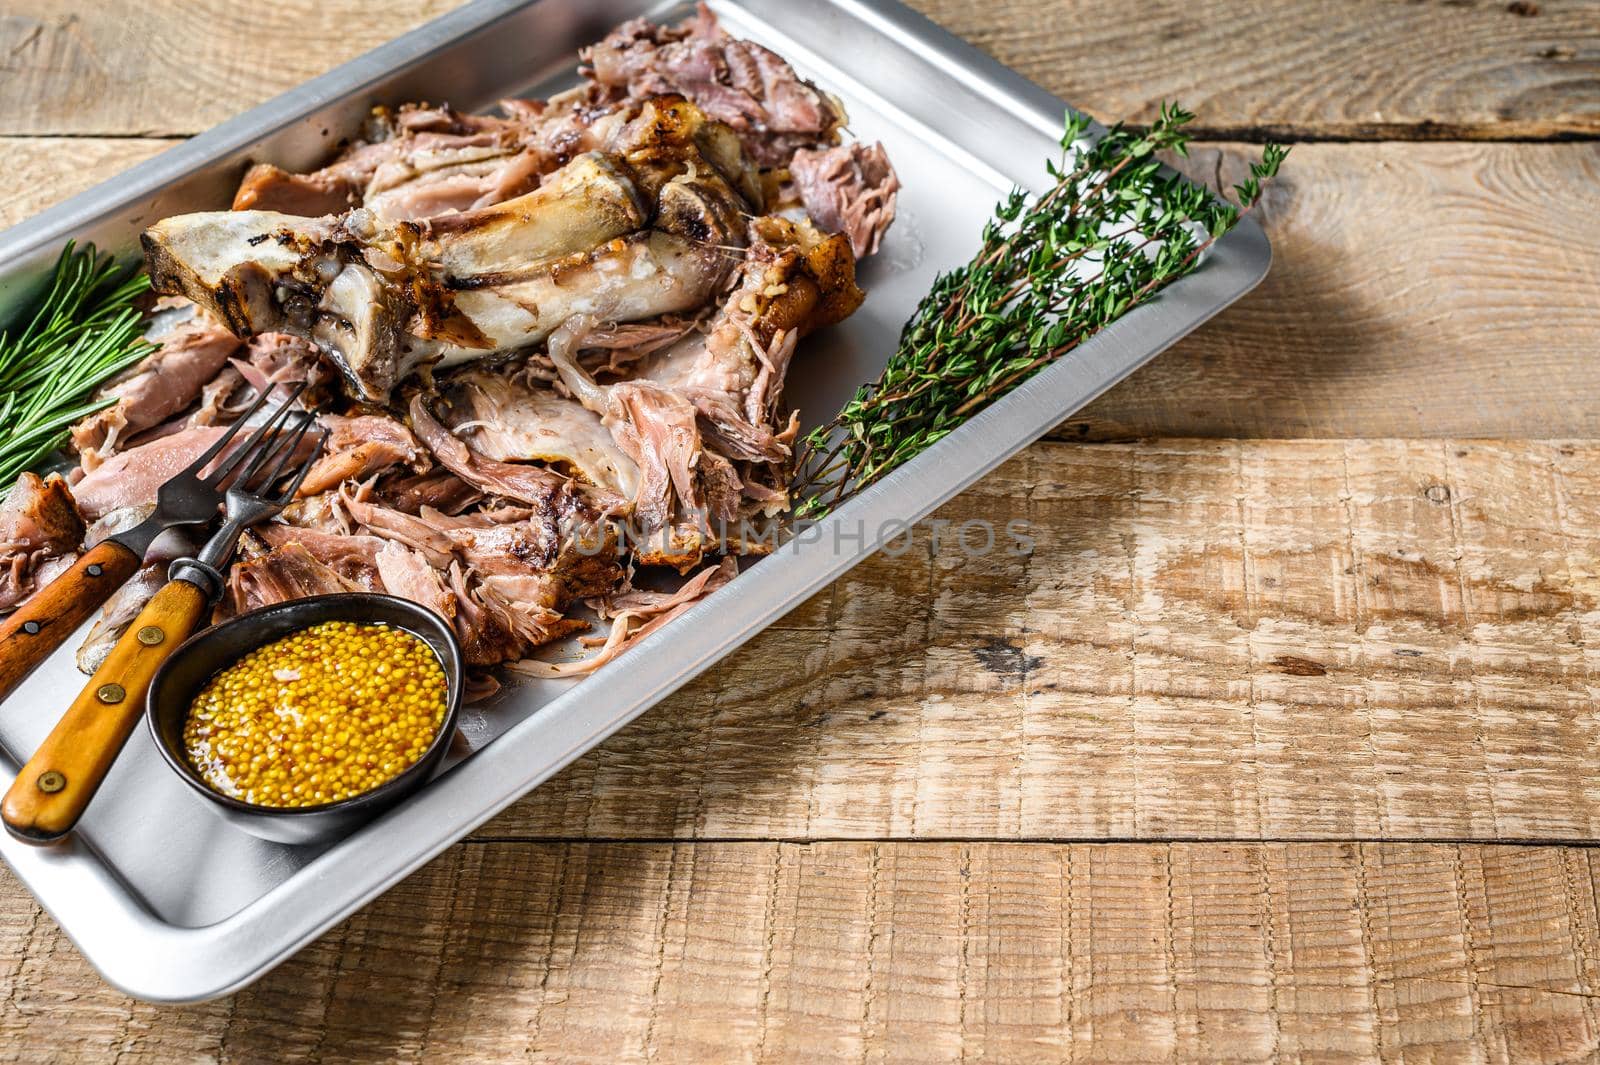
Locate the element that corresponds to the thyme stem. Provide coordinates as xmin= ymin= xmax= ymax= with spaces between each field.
xmin=794 ymin=103 xmax=1286 ymax=518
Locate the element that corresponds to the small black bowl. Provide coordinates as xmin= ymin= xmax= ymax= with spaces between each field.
xmin=147 ymin=593 xmax=464 ymax=846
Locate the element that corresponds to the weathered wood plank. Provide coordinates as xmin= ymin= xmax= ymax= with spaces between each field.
xmin=2 ymin=0 xmax=1597 ymax=137
xmin=915 ymin=0 xmax=1600 ymax=140
xmin=458 ymin=438 xmax=1600 ymax=844
xmin=1063 ymin=141 xmax=1600 ymax=441
xmin=0 ymin=137 xmax=174 ymax=230
xmin=8 ymin=139 xmax=1600 ymax=441
xmin=4 ymin=143 xmax=1596 ymax=838
xmin=0 ymin=842 xmax=1595 ymax=1063
xmin=0 ymin=1 xmax=454 ymax=136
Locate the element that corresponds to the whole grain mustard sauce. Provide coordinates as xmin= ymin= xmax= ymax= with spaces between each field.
xmin=182 ymin=621 xmax=449 ymax=808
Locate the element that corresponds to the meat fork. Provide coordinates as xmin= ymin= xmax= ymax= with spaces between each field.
xmin=1 ymin=398 xmax=326 ymax=844
xmin=0 ymin=384 xmax=308 ymax=705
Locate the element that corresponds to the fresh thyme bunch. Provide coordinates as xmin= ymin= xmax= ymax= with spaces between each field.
xmin=795 ymin=104 xmax=1286 ymax=517
xmin=0 ymin=242 xmax=152 ymax=498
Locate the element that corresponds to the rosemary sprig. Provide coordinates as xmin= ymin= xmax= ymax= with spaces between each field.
xmin=795 ymin=103 xmax=1286 ymax=517
xmin=0 ymin=242 xmax=153 ymax=498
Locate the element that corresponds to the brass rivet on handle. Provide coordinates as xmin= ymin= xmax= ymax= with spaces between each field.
xmin=37 ymin=771 xmax=65 ymax=794
xmin=96 ymin=683 xmax=126 ymax=705
xmin=136 ymin=626 xmax=165 ymax=647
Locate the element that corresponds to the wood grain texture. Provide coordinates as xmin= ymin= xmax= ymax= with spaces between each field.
xmin=459 ymin=438 xmax=1600 ymax=843
xmin=1060 ymin=142 xmax=1600 ymax=441
xmin=0 ymin=842 xmax=1596 ymax=1063
xmin=0 ymin=1 xmax=454 ymax=136
xmin=914 ymin=0 xmax=1600 ymax=140
xmin=2 ymin=0 xmax=1598 ymax=1052
xmin=0 ymin=137 xmax=173 ymax=226
xmin=2 ymin=0 xmax=1598 ymax=138
xmin=9 ymin=138 xmax=1600 ymax=440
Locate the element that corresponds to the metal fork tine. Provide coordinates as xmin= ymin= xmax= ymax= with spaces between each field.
xmin=243 ymin=414 xmax=316 ymax=494
xmin=234 ymin=409 xmax=307 ymax=490
xmin=274 ymin=428 xmax=329 ymax=505
xmin=200 ymin=382 xmax=309 ymax=489
xmin=179 ymin=380 xmax=281 ymax=479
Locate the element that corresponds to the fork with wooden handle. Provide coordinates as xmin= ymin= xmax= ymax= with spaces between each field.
xmin=0 ymin=384 xmax=302 ymax=704
xmin=1 ymin=401 xmax=324 ymax=845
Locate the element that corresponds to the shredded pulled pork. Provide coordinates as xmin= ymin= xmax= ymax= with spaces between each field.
xmin=1 ymin=5 xmax=897 ymax=685
xmin=298 ymin=413 xmax=428 ymax=497
xmin=71 ymin=315 xmax=242 ymax=467
xmin=790 ymin=142 xmax=901 ymax=259
xmin=509 ymin=557 xmax=737 ymax=678
xmin=225 ymin=540 xmax=383 ymax=615
xmin=230 ymin=1 xmax=852 ymax=227
xmin=232 ymin=104 xmax=548 ymax=220
xmin=70 ymin=427 xmax=228 ymax=522
xmin=584 ymin=4 xmax=843 ymax=167
xmin=328 ymin=485 xmax=623 ymax=668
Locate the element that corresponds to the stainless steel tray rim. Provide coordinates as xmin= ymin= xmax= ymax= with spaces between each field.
xmin=8 ymin=210 xmax=1267 ymax=1003
xmin=0 ymin=0 xmax=548 ymax=286
xmin=0 ymin=0 xmax=1272 ymax=1002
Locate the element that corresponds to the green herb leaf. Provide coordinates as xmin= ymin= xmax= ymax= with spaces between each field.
xmin=794 ymin=105 xmax=1286 ymax=517
xmin=0 ymin=242 xmax=153 ymax=499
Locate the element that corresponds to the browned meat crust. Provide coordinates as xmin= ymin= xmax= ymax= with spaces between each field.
xmin=20 ymin=6 xmax=896 ymax=681
xmin=297 ymin=413 xmax=427 ymax=497
xmin=583 ymin=3 xmax=843 ymax=166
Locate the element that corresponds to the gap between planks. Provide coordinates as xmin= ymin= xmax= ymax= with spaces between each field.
xmin=5 ymin=0 xmax=1599 ymax=140
xmin=11 ymin=139 xmax=1600 ymax=441
xmin=472 ymin=438 xmax=1600 ymax=845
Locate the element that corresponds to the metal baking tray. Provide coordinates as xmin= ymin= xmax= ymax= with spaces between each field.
xmin=0 ymin=0 xmax=1269 ymax=1001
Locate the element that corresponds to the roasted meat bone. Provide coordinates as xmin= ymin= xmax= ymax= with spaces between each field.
xmin=144 ymin=106 xmax=754 ymax=402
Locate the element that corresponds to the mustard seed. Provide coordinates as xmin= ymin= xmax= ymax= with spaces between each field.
xmin=182 ymin=621 xmax=449 ymax=808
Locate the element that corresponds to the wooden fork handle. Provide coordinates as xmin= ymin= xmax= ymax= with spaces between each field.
xmin=0 ymin=540 xmax=141 ymax=704
xmin=2 ymin=578 xmax=207 ymax=844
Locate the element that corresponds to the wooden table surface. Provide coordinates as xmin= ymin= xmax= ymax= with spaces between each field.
xmin=2 ymin=1 xmax=1600 ymax=1061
